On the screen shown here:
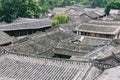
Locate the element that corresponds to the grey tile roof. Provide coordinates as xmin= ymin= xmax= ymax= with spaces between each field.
xmin=0 ymin=48 xmax=3 ymax=56
xmin=0 ymin=18 xmax=51 ymax=31
xmin=0 ymin=31 xmax=13 ymax=45
xmin=57 ymin=22 xmax=81 ymax=31
xmin=67 ymin=12 xmax=84 ymax=16
xmin=80 ymin=15 xmax=91 ymax=23
xmin=6 ymin=29 xmax=111 ymax=58
xmin=51 ymin=7 xmax=67 ymax=14
xmin=85 ymin=39 xmax=120 ymax=60
xmin=51 ymin=5 xmax=84 ymax=14
xmin=76 ymin=36 xmax=111 ymax=46
xmin=56 ymin=42 xmax=95 ymax=52
xmin=110 ymin=9 xmax=120 ymax=15
xmin=85 ymin=8 xmax=105 ymax=13
xmin=96 ymin=53 xmax=120 ymax=66
xmin=84 ymin=8 xmax=105 ymax=19
xmin=85 ymin=11 xmax=99 ymax=19
xmin=96 ymin=43 xmax=120 ymax=59
xmin=50 ymin=36 xmax=111 ymax=57
xmin=0 ymin=53 xmax=94 ymax=80
xmin=93 ymin=10 xmax=105 ymax=16
xmin=66 ymin=5 xmax=84 ymax=12
xmin=95 ymin=65 xmax=120 ymax=80
xmin=90 ymin=20 xmax=120 ymax=26
xmin=78 ymin=23 xmax=120 ymax=34
xmin=6 ymin=30 xmax=74 ymax=54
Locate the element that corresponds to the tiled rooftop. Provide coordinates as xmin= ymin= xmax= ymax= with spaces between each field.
xmin=78 ymin=23 xmax=120 ymax=34
xmin=0 ymin=18 xmax=51 ymax=31
xmin=0 ymin=31 xmax=13 ymax=45
xmin=0 ymin=53 xmax=94 ymax=80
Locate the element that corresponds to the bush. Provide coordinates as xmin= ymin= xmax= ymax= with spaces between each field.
xmin=52 ymin=20 xmax=59 ymax=27
xmin=52 ymin=14 xmax=69 ymax=27
xmin=0 ymin=0 xmax=41 ymax=23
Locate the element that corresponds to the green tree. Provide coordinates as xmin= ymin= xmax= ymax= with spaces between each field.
xmin=0 ymin=0 xmax=41 ymax=23
xmin=105 ymin=1 xmax=120 ymax=15
xmin=94 ymin=0 xmax=107 ymax=7
xmin=80 ymin=0 xmax=90 ymax=5
xmin=80 ymin=0 xmax=108 ymax=7
xmin=41 ymin=2 xmax=50 ymax=14
xmin=52 ymin=14 xmax=69 ymax=27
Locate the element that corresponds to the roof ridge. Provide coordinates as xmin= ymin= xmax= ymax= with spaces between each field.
xmin=3 ymin=50 xmax=92 ymax=65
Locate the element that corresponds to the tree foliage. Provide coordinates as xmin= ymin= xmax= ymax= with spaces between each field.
xmin=52 ymin=14 xmax=69 ymax=27
xmin=80 ymin=0 xmax=90 ymax=5
xmin=90 ymin=0 xmax=107 ymax=8
xmin=105 ymin=1 xmax=120 ymax=15
xmin=1 ymin=0 xmax=119 ymax=23
xmin=0 ymin=0 xmax=41 ymax=23
xmin=80 ymin=0 xmax=107 ymax=7
xmin=38 ymin=0 xmax=82 ymax=14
